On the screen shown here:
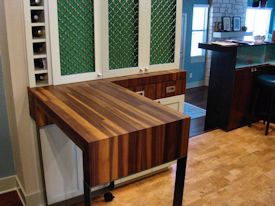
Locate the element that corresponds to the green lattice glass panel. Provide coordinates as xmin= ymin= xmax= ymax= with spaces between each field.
xmin=150 ymin=0 xmax=176 ymax=65
xmin=58 ymin=0 xmax=95 ymax=76
xmin=109 ymin=0 xmax=139 ymax=70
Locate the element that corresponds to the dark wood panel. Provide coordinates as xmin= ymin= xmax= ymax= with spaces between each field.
xmin=227 ymin=65 xmax=275 ymax=130
xmin=205 ymin=50 xmax=237 ymax=131
xmin=228 ymin=68 xmax=254 ymax=130
xmin=201 ymin=43 xmax=275 ymax=131
xmin=111 ymin=70 xmax=186 ymax=99
xmin=110 ymin=69 xmax=186 ymax=87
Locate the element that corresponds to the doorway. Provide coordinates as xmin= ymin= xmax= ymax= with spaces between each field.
xmin=181 ymin=1 xmax=209 ymax=137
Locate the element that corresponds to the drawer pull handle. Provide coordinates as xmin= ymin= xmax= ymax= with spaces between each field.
xmin=136 ymin=91 xmax=145 ymax=96
xmin=166 ymin=86 xmax=176 ymax=93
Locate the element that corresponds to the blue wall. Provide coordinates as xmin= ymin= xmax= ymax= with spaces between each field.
xmin=181 ymin=0 xmax=208 ymax=87
xmin=269 ymin=0 xmax=275 ymax=33
xmin=0 ymin=57 xmax=15 ymax=178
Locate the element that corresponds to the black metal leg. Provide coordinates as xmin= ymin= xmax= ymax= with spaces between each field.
xmin=173 ymin=157 xmax=187 ymax=206
xmin=83 ymin=150 xmax=92 ymax=206
xmin=265 ymin=121 xmax=270 ymax=135
xmin=84 ymin=181 xmax=92 ymax=206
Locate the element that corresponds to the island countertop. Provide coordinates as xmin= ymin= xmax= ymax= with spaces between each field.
xmin=28 ymin=80 xmax=188 ymax=145
xmin=28 ymin=70 xmax=190 ymax=187
xmin=199 ymin=41 xmax=275 ymax=52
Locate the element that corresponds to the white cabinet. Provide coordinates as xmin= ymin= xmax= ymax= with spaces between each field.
xmin=156 ymin=94 xmax=185 ymax=113
xmin=45 ymin=0 xmax=182 ymax=84
xmin=100 ymin=0 xmax=183 ymax=78
xmin=40 ymin=94 xmax=184 ymax=204
xmin=40 ymin=125 xmax=83 ymax=205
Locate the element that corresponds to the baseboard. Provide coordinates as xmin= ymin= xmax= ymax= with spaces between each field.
xmin=186 ymin=80 xmax=205 ymax=89
xmin=0 ymin=175 xmax=17 ymax=194
xmin=16 ymin=176 xmax=45 ymax=206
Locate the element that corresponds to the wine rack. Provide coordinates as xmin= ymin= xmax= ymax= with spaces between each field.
xmin=24 ymin=0 xmax=52 ymax=87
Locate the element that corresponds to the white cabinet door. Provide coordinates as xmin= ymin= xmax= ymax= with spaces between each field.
xmin=46 ymin=0 xmax=182 ymax=82
xmin=40 ymin=125 xmax=83 ymax=205
xmin=101 ymin=0 xmax=183 ymax=78
xmin=156 ymin=94 xmax=185 ymax=113
xmin=47 ymin=0 xmax=103 ymax=85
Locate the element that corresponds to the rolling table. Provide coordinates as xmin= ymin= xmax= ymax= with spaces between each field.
xmin=28 ymin=79 xmax=190 ymax=206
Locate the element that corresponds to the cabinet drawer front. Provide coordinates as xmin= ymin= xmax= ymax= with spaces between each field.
xmin=128 ymin=80 xmax=185 ymax=100
xmin=156 ymin=80 xmax=185 ymax=99
xmin=113 ymin=72 xmax=186 ymax=100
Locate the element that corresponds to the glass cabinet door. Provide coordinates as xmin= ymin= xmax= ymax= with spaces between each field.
xmin=101 ymin=0 xmax=141 ymax=77
xmin=47 ymin=0 xmax=182 ymax=82
xmin=48 ymin=0 xmax=102 ymax=85
xmin=108 ymin=0 xmax=139 ymax=70
xmin=102 ymin=0 xmax=182 ymax=78
xmin=150 ymin=0 xmax=179 ymax=67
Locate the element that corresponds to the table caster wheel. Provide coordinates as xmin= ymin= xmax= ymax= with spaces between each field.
xmin=104 ymin=192 xmax=114 ymax=202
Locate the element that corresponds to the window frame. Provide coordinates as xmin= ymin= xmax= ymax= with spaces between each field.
xmin=245 ymin=7 xmax=272 ymax=36
xmin=190 ymin=4 xmax=209 ymax=62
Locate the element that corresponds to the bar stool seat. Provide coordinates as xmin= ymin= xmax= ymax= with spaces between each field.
xmin=249 ymin=74 xmax=275 ymax=135
xmin=258 ymin=75 xmax=275 ymax=88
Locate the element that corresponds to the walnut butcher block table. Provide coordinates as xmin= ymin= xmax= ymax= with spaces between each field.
xmin=28 ymin=77 xmax=190 ymax=206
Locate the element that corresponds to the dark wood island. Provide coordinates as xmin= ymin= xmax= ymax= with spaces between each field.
xmin=199 ymin=42 xmax=275 ymax=131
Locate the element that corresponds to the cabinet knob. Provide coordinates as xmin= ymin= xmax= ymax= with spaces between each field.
xmin=251 ymin=68 xmax=256 ymax=72
xmin=97 ymin=73 xmax=102 ymax=77
xmin=139 ymin=68 xmax=145 ymax=72
xmin=145 ymin=67 xmax=149 ymax=72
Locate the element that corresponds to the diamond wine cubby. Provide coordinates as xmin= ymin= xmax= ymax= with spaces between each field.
xmin=32 ymin=26 xmax=46 ymax=39
xmin=30 ymin=0 xmax=44 ymax=7
xmin=33 ymin=42 xmax=46 ymax=55
xmin=25 ymin=0 xmax=51 ymax=87
xmin=31 ymin=10 xmax=45 ymax=23
xmin=35 ymin=73 xmax=48 ymax=86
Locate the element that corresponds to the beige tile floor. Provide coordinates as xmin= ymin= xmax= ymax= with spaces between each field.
xmin=75 ymin=122 xmax=275 ymax=206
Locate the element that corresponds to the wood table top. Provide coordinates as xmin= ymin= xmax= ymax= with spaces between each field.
xmin=28 ymin=70 xmax=190 ymax=186
xmin=29 ymin=76 xmax=188 ymax=148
